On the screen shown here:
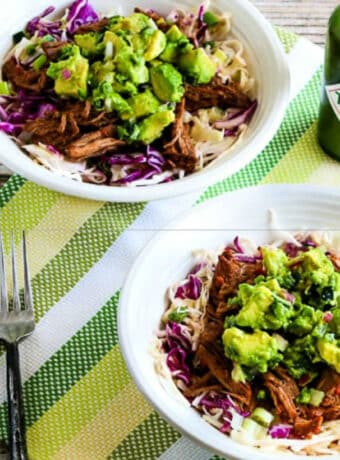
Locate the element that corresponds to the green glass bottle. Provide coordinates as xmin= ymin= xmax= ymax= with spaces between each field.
xmin=318 ymin=5 xmax=340 ymax=160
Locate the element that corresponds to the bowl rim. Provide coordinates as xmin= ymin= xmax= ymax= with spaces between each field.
xmin=118 ymin=184 xmax=340 ymax=460
xmin=0 ymin=0 xmax=290 ymax=202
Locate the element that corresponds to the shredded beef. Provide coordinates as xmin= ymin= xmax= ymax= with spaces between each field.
xmin=24 ymin=100 xmax=118 ymax=157
xmin=65 ymin=125 xmax=125 ymax=160
xmin=210 ymin=248 xmax=263 ymax=316
xmin=263 ymin=367 xmax=299 ymax=422
xmin=329 ymin=252 xmax=340 ymax=270
xmin=183 ymin=371 xmax=223 ymax=397
xmin=41 ymin=41 xmax=68 ymax=61
xmin=184 ymin=81 xmax=251 ymax=112
xmin=74 ymin=17 xmax=109 ymax=34
xmin=3 ymin=58 xmax=48 ymax=92
xmin=196 ymin=343 xmax=254 ymax=409
xmin=293 ymin=416 xmax=323 ymax=438
xmin=162 ymin=97 xmax=197 ymax=173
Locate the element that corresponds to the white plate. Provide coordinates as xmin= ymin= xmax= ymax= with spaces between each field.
xmin=119 ymin=184 xmax=339 ymax=460
xmin=0 ymin=0 xmax=290 ymax=202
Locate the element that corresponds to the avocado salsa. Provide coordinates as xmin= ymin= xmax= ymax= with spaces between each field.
xmin=0 ymin=1 xmax=256 ymax=186
xmin=157 ymin=233 xmax=340 ymax=454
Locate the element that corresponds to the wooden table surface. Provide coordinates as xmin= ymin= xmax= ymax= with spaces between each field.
xmin=0 ymin=0 xmax=337 ymax=184
xmin=253 ymin=0 xmax=337 ymax=46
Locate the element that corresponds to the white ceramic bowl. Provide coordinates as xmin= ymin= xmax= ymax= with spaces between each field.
xmin=119 ymin=184 xmax=339 ymax=460
xmin=0 ymin=0 xmax=290 ymax=202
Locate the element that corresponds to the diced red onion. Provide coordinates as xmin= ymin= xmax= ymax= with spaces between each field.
xmin=323 ymin=311 xmax=333 ymax=323
xmin=282 ymin=291 xmax=295 ymax=303
xmin=62 ymin=69 xmax=72 ymax=80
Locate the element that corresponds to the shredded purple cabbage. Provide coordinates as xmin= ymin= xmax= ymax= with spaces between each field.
xmin=66 ymin=0 xmax=99 ymax=34
xmin=234 ymin=254 xmax=262 ymax=263
xmin=283 ymin=242 xmax=301 ymax=258
xmin=109 ymin=146 xmax=167 ymax=184
xmin=233 ymin=236 xmax=244 ymax=254
xmin=175 ymin=274 xmax=202 ymax=300
xmin=165 ymin=322 xmax=192 ymax=384
xmin=199 ymin=391 xmax=250 ymax=422
xmin=0 ymin=91 xmax=55 ymax=136
xmin=283 ymin=238 xmax=317 ymax=257
xmin=189 ymin=262 xmax=207 ymax=275
xmin=198 ymin=4 xmax=205 ymax=26
xmin=26 ymin=6 xmax=64 ymax=39
xmin=268 ymin=424 xmax=293 ymax=439
xmin=302 ymin=239 xmax=317 ymax=248
xmin=214 ymin=101 xmax=258 ymax=131
xmin=165 ymin=321 xmax=192 ymax=351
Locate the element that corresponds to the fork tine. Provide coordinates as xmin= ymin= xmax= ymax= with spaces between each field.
xmin=11 ymin=233 xmax=21 ymax=312
xmin=0 ymin=232 xmax=8 ymax=312
xmin=22 ymin=231 xmax=33 ymax=313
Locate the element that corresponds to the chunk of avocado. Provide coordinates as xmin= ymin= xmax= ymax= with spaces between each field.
xmin=223 ymin=328 xmax=282 ymax=375
xmin=144 ymin=29 xmax=166 ymax=61
xmin=178 ymin=48 xmax=216 ymax=84
xmin=103 ymin=31 xmax=130 ymax=55
xmin=92 ymin=81 xmax=132 ymax=116
xmin=301 ymin=248 xmax=335 ymax=286
xmin=150 ymin=63 xmax=184 ymax=102
xmin=138 ymin=110 xmax=175 ymax=144
xmin=111 ymin=75 xmax=137 ymax=95
xmin=166 ymin=25 xmax=185 ymax=42
xmin=115 ymin=49 xmax=149 ymax=84
xmin=46 ymin=45 xmax=88 ymax=99
xmin=112 ymin=13 xmax=155 ymax=34
xmin=234 ymin=283 xmax=294 ymax=330
xmin=262 ymin=247 xmax=294 ymax=289
xmin=90 ymin=60 xmax=114 ymax=84
xmin=74 ymin=32 xmax=103 ymax=57
xmin=288 ymin=304 xmax=323 ymax=336
xmin=160 ymin=25 xmax=193 ymax=62
xmin=121 ymin=90 xmax=160 ymax=120
xmin=317 ymin=337 xmax=340 ymax=372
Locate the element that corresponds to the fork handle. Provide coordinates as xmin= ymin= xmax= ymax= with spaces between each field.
xmin=6 ymin=342 xmax=27 ymax=460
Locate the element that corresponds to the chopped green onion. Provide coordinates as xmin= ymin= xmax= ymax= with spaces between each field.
xmin=203 ymin=11 xmax=219 ymax=27
xmin=256 ymin=390 xmax=267 ymax=401
xmin=168 ymin=306 xmax=188 ymax=323
xmin=309 ymin=389 xmax=325 ymax=407
xmin=40 ymin=34 xmax=55 ymax=43
xmin=26 ymin=44 xmax=37 ymax=56
xmin=32 ymin=55 xmax=47 ymax=70
xmin=241 ymin=418 xmax=268 ymax=440
xmin=0 ymin=81 xmax=10 ymax=96
xmin=251 ymin=407 xmax=274 ymax=427
xmin=296 ymin=387 xmax=325 ymax=406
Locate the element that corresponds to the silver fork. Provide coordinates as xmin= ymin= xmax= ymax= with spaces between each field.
xmin=0 ymin=232 xmax=35 ymax=460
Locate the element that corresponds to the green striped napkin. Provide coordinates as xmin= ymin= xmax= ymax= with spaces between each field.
xmin=0 ymin=28 xmax=339 ymax=460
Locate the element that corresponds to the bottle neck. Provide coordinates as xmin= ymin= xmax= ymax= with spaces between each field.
xmin=325 ymin=6 xmax=340 ymax=84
